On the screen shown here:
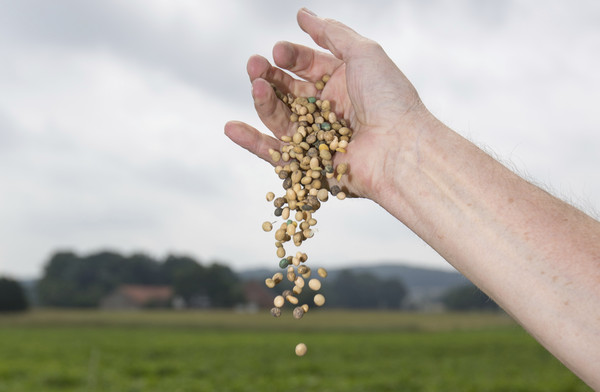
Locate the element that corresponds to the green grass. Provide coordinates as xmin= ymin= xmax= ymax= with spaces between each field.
xmin=0 ymin=310 xmax=590 ymax=391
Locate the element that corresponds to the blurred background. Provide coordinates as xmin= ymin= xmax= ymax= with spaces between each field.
xmin=2 ymin=0 xmax=600 ymax=281
xmin=1 ymin=1 xmax=597 ymax=390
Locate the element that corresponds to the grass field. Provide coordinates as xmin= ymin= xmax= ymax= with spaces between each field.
xmin=0 ymin=310 xmax=590 ymax=391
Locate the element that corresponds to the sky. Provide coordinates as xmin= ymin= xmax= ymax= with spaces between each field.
xmin=1 ymin=0 xmax=600 ymax=279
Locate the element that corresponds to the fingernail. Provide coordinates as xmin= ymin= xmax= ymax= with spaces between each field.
xmin=301 ymin=8 xmax=317 ymax=17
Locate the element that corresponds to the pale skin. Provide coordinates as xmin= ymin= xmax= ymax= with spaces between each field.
xmin=224 ymin=8 xmax=600 ymax=389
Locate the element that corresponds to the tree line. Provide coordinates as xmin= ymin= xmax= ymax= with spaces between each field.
xmin=34 ymin=250 xmax=411 ymax=309
xmin=36 ymin=251 xmax=244 ymax=308
xmin=0 ymin=250 xmax=498 ymax=312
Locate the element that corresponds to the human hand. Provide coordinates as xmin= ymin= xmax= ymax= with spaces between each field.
xmin=225 ymin=8 xmax=433 ymax=201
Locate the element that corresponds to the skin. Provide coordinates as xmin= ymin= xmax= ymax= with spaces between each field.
xmin=225 ymin=8 xmax=600 ymax=389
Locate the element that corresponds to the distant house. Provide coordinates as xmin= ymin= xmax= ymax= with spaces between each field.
xmin=100 ymin=285 xmax=174 ymax=310
xmin=242 ymin=281 xmax=273 ymax=309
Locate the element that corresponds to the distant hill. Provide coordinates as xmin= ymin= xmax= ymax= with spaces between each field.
xmin=237 ymin=262 xmax=470 ymax=307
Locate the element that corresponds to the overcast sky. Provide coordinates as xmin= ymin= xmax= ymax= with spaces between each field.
xmin=1 ymin=0 xmax=600 ymax=279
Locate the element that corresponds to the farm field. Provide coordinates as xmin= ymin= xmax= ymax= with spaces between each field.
xmin=0 ymin=310 xmax=590 ymax=392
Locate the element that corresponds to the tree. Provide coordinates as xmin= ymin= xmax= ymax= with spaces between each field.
xmin=172 ymin=261 xmax=207 ymax=302
xmin=0 ymin=277 xmax=29 ymax=312
xmin=37 ymin=250 xmax=246 ymax=308
xmin=121 ymin=253 xmax=164 ymax=285
xmin=205 ymin=262 xmax=245 ymax=307
xmin=325 ymin=269 xmax=407 ymax=309
xmin=38 ymin=250 xmax=165 ymax=307
xmin=37 ymin=251 xmax=82 ymax=307
xmin=442 ymin=283 xmax=500 ymax=311
xmin=161 ymin=255 xmax=201 ymax=285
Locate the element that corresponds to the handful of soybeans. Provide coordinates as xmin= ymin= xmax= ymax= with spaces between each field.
xmin=261 ymin=74 xmax=352 ymax=356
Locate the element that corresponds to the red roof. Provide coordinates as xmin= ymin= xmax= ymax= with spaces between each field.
xmin=118 ymin=285 xmax=173 ymax=305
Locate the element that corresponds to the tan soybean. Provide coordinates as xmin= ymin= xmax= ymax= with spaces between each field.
xmin=313 ymin=294 xmax=326 ymax=307
xmin=262 ymin=77 xmax=356 ymax=352
xmin=308 ymin=278 xmax=321 ymax=291
xmin=317 ymin=267 xmax=328 ymax=278
xmin=295 ymin=343 xmax=308 ymax=356
xmin=274 ymin=295 xmax=285 ymax=308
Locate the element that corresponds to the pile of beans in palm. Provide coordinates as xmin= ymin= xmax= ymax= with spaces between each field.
xmin=261 ymin=75 xmax=353 ymax=356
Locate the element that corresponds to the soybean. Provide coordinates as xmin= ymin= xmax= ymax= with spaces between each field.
xmin=274 ymin=295 xmax=285 ymax=308
xmin=313 ymin=294 xmax=326 ymax=307
xmin=295 ymin=343 xmax=308 ymax=357
xmin=308 ymin=278 xmax=321 ymax=291
xmin=272 ymin=272 xmax=283 ymax=283
xmin=261 ymin=76 xmax=355 ymax=354
xmin=279 ymin=258 xmax=289 ymax=269
xmin=286 ymin=295 xmax=299 ymax=305
xmin=293 ymin=306 xmax=305 ymax=320
xmin=317 ymin=267 xmax=328 ymax=278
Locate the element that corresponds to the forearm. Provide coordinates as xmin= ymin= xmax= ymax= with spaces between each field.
xmin=375 ymin=113 xmax=600 ymax=388
xmin=227 ymin=9 xmax=599 ymax=386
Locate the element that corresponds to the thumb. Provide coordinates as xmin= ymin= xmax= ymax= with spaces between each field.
xmin=296 ymin=8 xmax=370 ymax=62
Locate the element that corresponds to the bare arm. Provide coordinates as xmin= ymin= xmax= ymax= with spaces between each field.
xmin=225 ymin=8 xmax=600 ymax=388
xmin=387 ymin=113 xmax=600 ymax=388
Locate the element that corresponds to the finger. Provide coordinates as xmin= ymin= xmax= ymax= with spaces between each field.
xmin=224 ymin=121 xmax=282 ymax=166
xmin=272 ymin=40 xmax=343 ymax=84
xmin=297 ymin=8 xmax=371 ymax=62
xmin=247 ymin=54 xmax=315 ymax=99
xmin=251 ymin=77 xmax=294 ymax=139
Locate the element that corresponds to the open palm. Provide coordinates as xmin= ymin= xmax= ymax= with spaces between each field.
xmin=225 ymin=9 xmax=429 ymax=200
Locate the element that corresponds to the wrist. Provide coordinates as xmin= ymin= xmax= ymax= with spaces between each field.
xmin=367 ymin=106 xmax=446 ymax=221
